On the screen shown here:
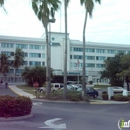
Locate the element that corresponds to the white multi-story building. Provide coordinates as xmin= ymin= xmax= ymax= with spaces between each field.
xmin=0 ymin=32 xmax=130 ymax=83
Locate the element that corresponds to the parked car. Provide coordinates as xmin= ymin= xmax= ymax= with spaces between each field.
xmin=38 ymin=83 xmax=64 ymax=93
xmin=77 ymin=87 xmax=99 ymax=98
xmin=70 ymin=84 xmax=82 ymax=90
xmin=113 ymin=87 xmax=126 ymax=93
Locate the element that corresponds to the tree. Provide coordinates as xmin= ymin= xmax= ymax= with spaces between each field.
xmin=80 ymin=0 xmax=101 ymax=100
xmin=101 ymin=53 xmax=124 ymax=86
xmin=0 ymin=53 xmax=10 ymax=78
xmin=22 ymin=66 xmax=53 ymax=87
xmin=0 ymin=0 xmax=4 ymax=6
xmin=32 ymin=0 xmax=61 ymax=98
xmin=13 ymin=48 xmax=24 ymax=82
xmin=0 ymin=0 xmax=7 ymax=13
xmin=116 ymin=53 xmax=130 ymax=90
xmin=63 ymin=0 xmax=70 ymax=99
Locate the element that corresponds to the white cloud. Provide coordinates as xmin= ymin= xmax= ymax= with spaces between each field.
xmin=0 ymin=0 xmax=130 ymax=44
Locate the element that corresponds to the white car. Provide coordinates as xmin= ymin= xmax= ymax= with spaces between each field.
xmin=70 ymin=84 xmax=82 ymax=90
xmin=113 ymin=87 xmax=126 ymax=93
xmin=38 ymin=83 xmax=64 ymax=93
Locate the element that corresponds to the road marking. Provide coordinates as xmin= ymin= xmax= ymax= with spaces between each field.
xmin=33 ymin=102 xmax=42 ymax=106
xmin=39 ymin=118 xmax=66 ymax=129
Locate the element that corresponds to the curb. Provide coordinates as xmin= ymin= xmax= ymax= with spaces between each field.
xmin=32 ymin=98 xmax=89 ymax=104
xmin=8 ymin=86 xmax=35 ymax=99
xmin=90 ymin=100 xmax=129 ymax=105
xmin=0 ymin=113 xmax=33 ymax=121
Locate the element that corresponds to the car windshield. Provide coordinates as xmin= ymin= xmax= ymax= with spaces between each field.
xmin=86 ymin=87 xmax=93 ymax=91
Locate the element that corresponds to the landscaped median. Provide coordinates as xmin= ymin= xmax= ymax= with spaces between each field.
xmin=15 ymin=84 xmax=130 ymax=104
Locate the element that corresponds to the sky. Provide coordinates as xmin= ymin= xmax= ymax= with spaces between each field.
xmin=0 ymin=0 xmax=130 ymax=44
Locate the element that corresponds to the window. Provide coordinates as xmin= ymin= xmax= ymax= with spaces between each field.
xmin=16 ymin=69 xmax=23 ymax=73
xmin=24 ymin=61 xmax=28 ymax=65
xmin=29 ymin=53 xmax=41 ymax=58
xmin=85 ymin=48 xmax=95 ymax=52
xmin=70 ymin=47 xmax=73 ymax=51
xmin=86 ymin=63 xmax=95 ymax=67
xmin=42 ymin=62 xmax=45 ymax=66
xmin=107 ymin=49 xmax=116 ymax=54
xmin=96 ymin=56 xmax=106 ymax=61
xmin=86 ymin=56 xmax=95 ymax=60
xmin=74 ymin=55 xmax=83 ymax=59
xmin=8 ymin=60 xmax=13 ymax=65
xmin=74 ymin=55 xmax=78 ymax=59
xmin=42 ymin=53 xmax=45 ymax=58
xmin=1 ymin=51 xmax=12 ymax=56
xmin=16 ymin=44 xmax=28 ymax=49
xmin=29 ymin=61 xmax=41 ymax=66
xmin=29 ymin=45 xmax=41 ymax=50
xmin=117 ymin=50 xmax=126 ymax=54
xmin=70 ymin=62 xmax=83 ymax=67
xmin=96 ymin=64 xmax=104 ymax=68
xmin=9 ymin=69 xmax=14 ymax=74
xmin=74 ymin=48 xmax=83 ymax=52
xmin=24 ymin=52 xmax=28 ymax=57
xmin=70 ymin=55 xmax=72 ymax=59
xmin=1 ymin=43 xmax=14 ymax=48
xmin=42 ymin=45 xmax=45 ymax=50
xmin=96 ymin=49 xmax=105 ymax=53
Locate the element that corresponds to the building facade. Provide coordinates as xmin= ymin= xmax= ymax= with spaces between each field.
xmin=0 ymin=32 xmax=130 ymax=83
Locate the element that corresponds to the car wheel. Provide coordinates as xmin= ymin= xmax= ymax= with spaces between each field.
xmin=94 ymin=94 xmax=97 ymax=98
xmin=40 ymin=89 xmax=44 ymax=93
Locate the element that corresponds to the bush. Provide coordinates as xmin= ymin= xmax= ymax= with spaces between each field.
xmin=102 ymin=94 xmax=108 ymax=100
xmin=50 ymin=90 xmax=63 ymax=100
xmin=89 ymin=81 xmax=93 ymax=84
xmin=0 ymin=95 xmax=32 ymax=118
xmin=114 ymin=95 xmax=130 ymax=101
xmin=67 ymin=90 xmax=82 ymax=101
xmin=102 ymin=91 xmax=107 ymax=94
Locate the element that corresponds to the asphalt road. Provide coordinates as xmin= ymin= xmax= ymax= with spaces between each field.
xmin=0 ymin=86 xmax=18 ymax=96
xmin=0 ymin=87 xmax=130 ymax=130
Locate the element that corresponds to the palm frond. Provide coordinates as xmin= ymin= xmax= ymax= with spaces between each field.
xmin=0 ymin=0 xmax=4 ymax=7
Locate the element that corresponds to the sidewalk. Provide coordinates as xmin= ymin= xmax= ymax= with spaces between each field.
xmin=9 ymin=85 xmax=35 ymax=99
xmin=8 ymin=85 xmax=129 ymax=105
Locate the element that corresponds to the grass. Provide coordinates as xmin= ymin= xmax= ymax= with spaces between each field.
xmin=16 ymin=85 xmax=41 ymax=96
xmin=94 ymin=85 xmax=111 ymax=89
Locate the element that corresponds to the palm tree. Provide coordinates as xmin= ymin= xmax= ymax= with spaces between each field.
xmin=0 ymin=53 xmax=10 ymax=80
xmin=63 ymin=0 xmax=70 ymax=99
xmin=13 ymin=48 xmax=24 ymax=82
xmin=32 ymin=0 xmax=61 ymax=98
xmin=80 ymin=0 xmax=101 ymax=100
xmin=0 ymin=0 xmax=4 ymax=6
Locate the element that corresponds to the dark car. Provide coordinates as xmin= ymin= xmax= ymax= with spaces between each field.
xmin=77 ymin=87 xmax=99 ymax=98
xmin=86 ymin=87 xmax=99 ymax=98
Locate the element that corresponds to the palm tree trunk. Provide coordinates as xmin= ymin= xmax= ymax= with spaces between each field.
xmin=63 ymin=0 xmax=67 ymax=99
xmin=14 ymin=68 xmax=16 ymax=82
xmin=82 ymin=9 xmax=89 ymax=101
xmin=45 ymin=26 xmax=51 ymax=99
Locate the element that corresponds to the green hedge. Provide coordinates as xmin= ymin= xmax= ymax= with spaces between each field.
xmin=102 ymin=94 xmax=108 ymax=100
xmin=67 ymin=90 xmax=82 ymax=101
xmin=113 ymin=95 xmax=130 ymax=101
xmin=0 ymin=95 xmax=32 ymax=118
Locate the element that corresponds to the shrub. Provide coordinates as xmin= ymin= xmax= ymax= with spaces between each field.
xmin=89 ymin=81 xmax=93 ymax=84
xmin=102 ymin=94 xmax=108 ymax=100
xmin=50 ymin=90 xmax=63 ymax=100
xmin=114 ymin=95 xmax=130 ymax=101
xmin=111 ymin=96 xmax=115 ymax=100
xmin=0 ymin=95 xmax=32 ymax=118
xmin=102 ymin=91 xmax=107 ymax=94
xmin=67 ymin=90 xmax=82 ymax=101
